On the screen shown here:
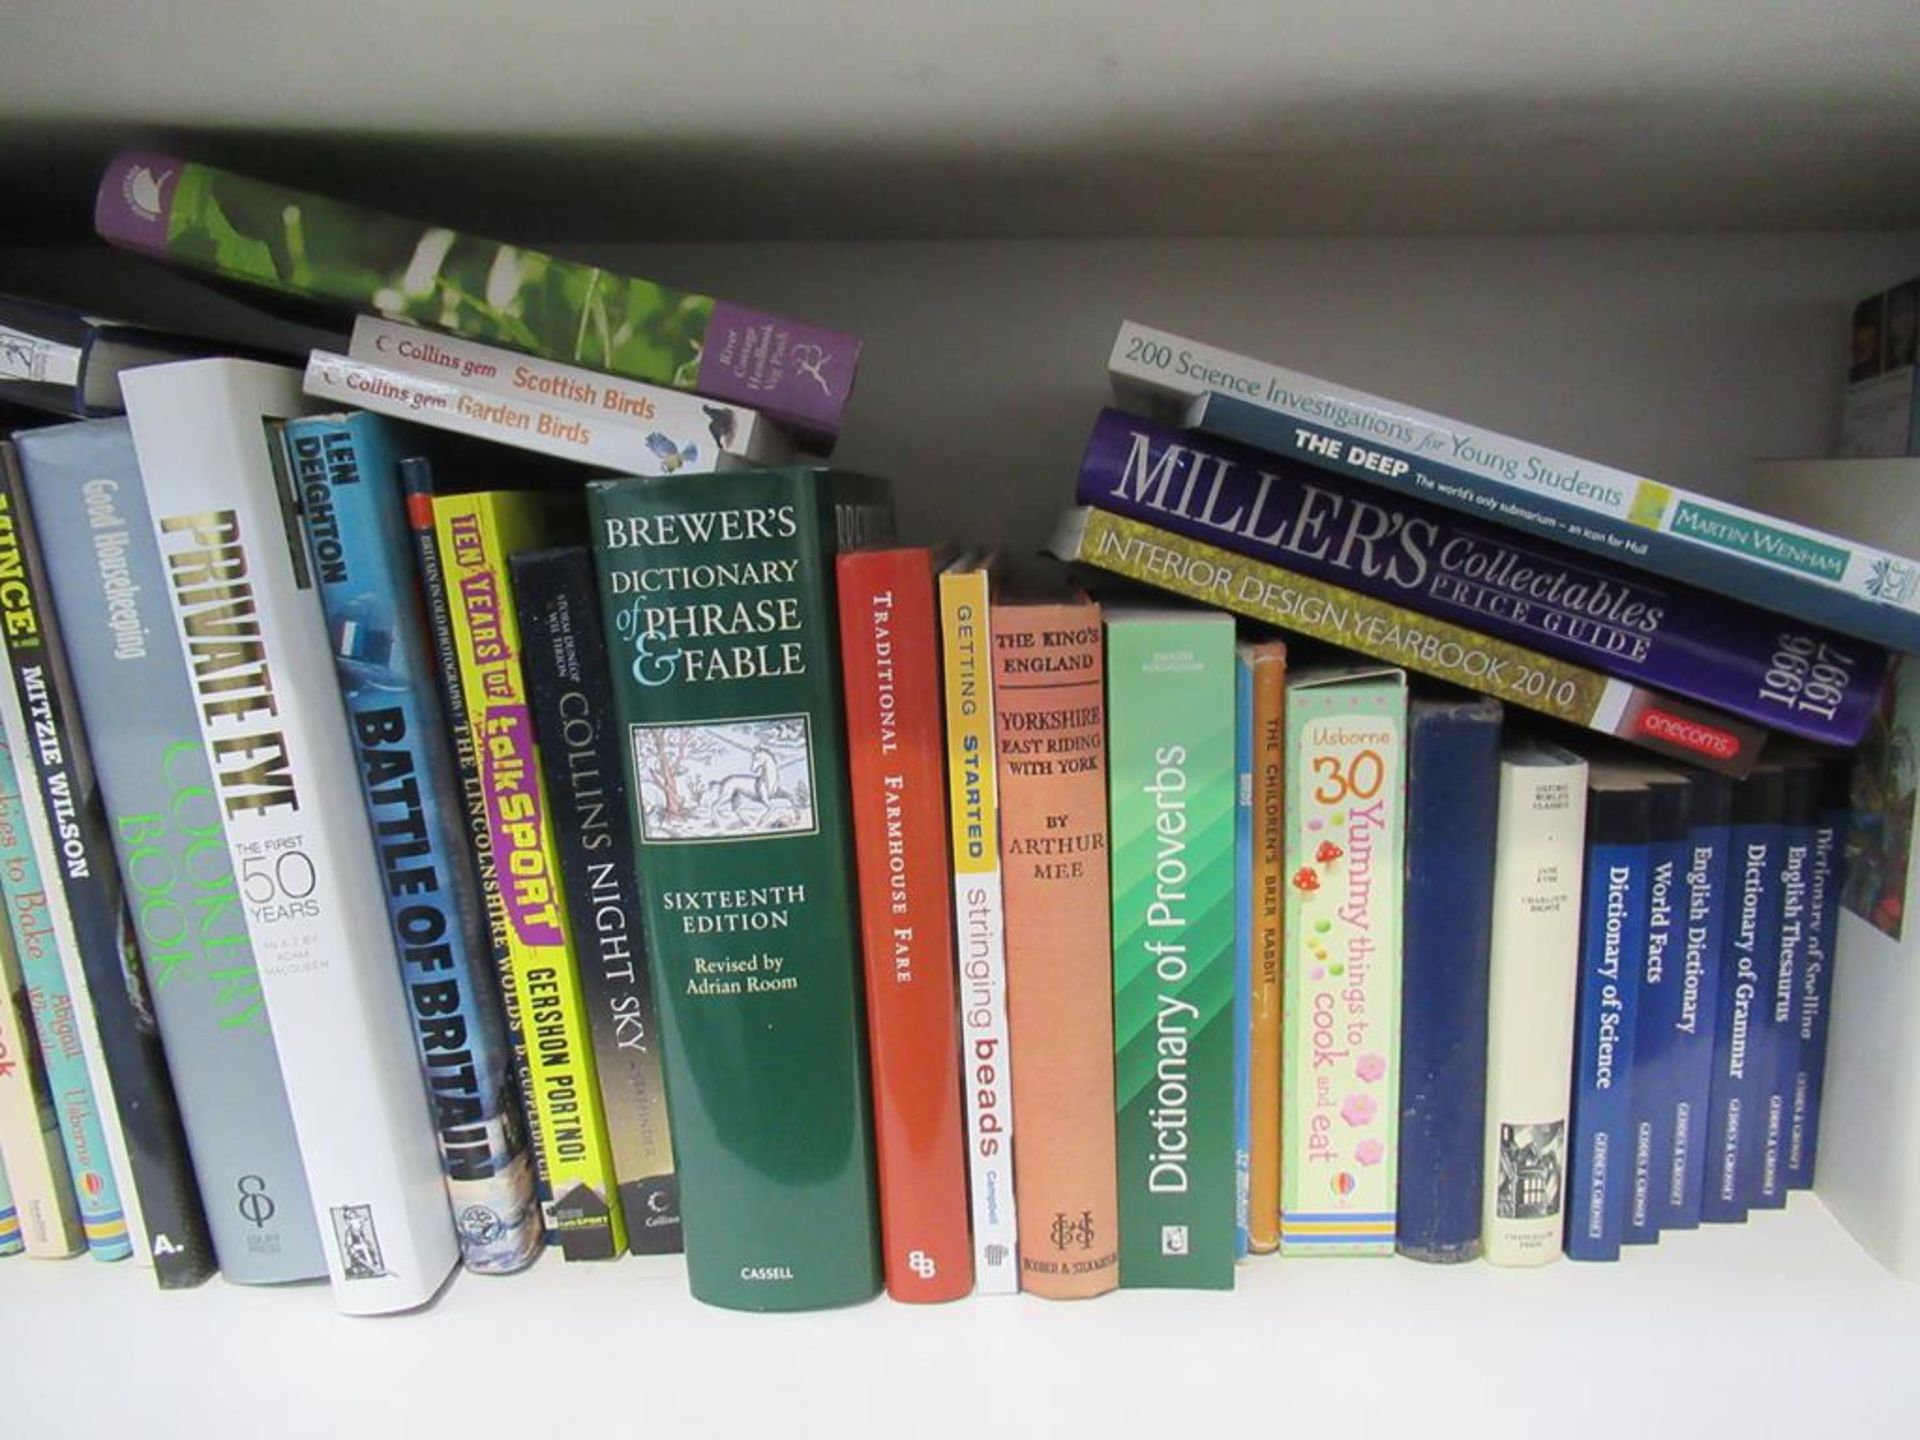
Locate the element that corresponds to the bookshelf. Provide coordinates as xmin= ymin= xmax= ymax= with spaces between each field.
xmin=5 ymin=3 xmax=1920 ymax=1431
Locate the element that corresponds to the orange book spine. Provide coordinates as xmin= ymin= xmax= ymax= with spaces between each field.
xmin=838 ymin=549 xmax=974 ymax=1301
xmin=1245 ymin=640 xmax=1288 ymax=1253
xmin=992 ymin=597 xmax=1120 ymax=1298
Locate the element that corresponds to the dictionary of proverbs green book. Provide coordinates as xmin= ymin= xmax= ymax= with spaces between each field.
xmin=588 ymin=467 xmax=890 ymax=1310
xmin=1106 ymin=607 xmax=1238 ymax=1289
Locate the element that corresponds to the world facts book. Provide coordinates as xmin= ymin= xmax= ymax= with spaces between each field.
xmin=97 ymin=152 xmax=860 ymax=444
xmin=1108 ymin=607 xmax=1237 ymax=1287
xmin=1110 ymin=320 xmax=1920 ymax=654
xmin=0 ymin=725 xmax=97 ymax=1259
xmin=123 ymin=358 xmax=457 ymax=1312
xmin=937 ymin=554 xmax=1019 ymax=1293
xmin=1076 ymin=407 xmax=1883 ymax=747
xmin=1614 ymin=766 xmax=1690 ymax=1246
xmin=1566 ymin=762 xmax=1650 ymax=1262
xmin=0 ymin=446 xmax=212 ymax=1283
xmin=432 ymin=489 xmax=625 ymax=1260
xmin=835 ymin=547 xmax=972 ymax=1301
xmin=997 ymin=590 xmax=1120 ymax=1298
xmin=1279 ymin=665 xmax=1406 ymax=1257
xmin=513 ymin=544 xmax=682 ymax=1257
xmin=1048 ymin=507 xmax=1763 ymax=777
xmin=18 ymin=417 xmax=324 ymax=1283
xmin=1482 ymin=741 xmax=1588 ymax=1266
xmin=285 ymin=412 xmax=544 ymax=1273
xmin=589 ymin=466 xmax=885 ymax=1311
xmin=1397 ymin=694 xmax=1502 ymax=1263
xmin=0 ymin=884 xmax=81 ymax=1257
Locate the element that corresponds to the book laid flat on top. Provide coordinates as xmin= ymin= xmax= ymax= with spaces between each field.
xmin=1109 ymin=320 xmax=1920 ymax=654
xmin=96 ymin=151 xmax=859 ymax=444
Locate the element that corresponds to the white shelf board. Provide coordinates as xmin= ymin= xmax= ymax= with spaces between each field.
xmin=4 ymin=1194 xmax=1916 ymax=1437
xmin=3 ymin=3 xmax=1918 ymax=239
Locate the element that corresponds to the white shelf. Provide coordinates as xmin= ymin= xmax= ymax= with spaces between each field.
xmin=6 ymin=1194 xmax=1917 ymax=1435
xmin=3 ymin=3 xmax=1919 ymax=240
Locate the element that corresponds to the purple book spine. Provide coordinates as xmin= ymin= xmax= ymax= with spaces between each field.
xmin=1077 ymin=409 xmax=1885 ymax=747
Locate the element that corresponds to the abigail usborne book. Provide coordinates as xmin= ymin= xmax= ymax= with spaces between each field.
xmin=97 ymin=152 xmax=859 ymax=443
xmin=123 ymin=359 xmax=458 ymax=1313
xmin=18 ymin=417 xmax=324 ymax=1284
xmin=590 ymin=466 xmax=886 ymax=1310
xmin=1110 ymin=320 xmax=1920 ymax=654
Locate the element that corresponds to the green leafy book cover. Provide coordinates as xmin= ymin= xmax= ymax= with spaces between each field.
xmin=588 ymin=466 xmax=888 ymax=1310
xmin=1106 ymin=608 xmax=1238 ymax=1288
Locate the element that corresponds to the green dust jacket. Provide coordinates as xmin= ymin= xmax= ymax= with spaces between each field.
xmin=588 ymin=467 xmax=889 ymax=1310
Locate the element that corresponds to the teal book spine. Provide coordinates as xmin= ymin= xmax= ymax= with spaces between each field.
xmin=588 ymin=467 xmax=885 ymax=1310
xmin=17 ymin=417 xmax=324 ymax=1283
xmin=1107 ymin=608 xmax=1238 ymax=1289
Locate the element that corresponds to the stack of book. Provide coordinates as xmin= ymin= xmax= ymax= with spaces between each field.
xmin=0 ymin=151 xmax=1906 ymax=1312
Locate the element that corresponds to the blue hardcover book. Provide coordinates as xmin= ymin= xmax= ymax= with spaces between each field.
xmin=1396 ymin=694 xmax=1501 ymax=1262
xmin=285 ymin=412 xmax=542 ymax=1274
xmin=17 ymin=418 xmax=324 ymax=1283
xmin=1231 ymin=651 xmax=1253 ymax=1260
xmin=1754 ymin=764 xmax=1818 ymax=1208
xmin=1660 ymin=771 xmax=1732 ymax=1230
xmin=1787 ymin=758 xmax=1848 ymax=1188
xmin=1703 ymin=766 xmax=1786 ymax=1223
xmin=1566 ymin=764 xmax=1649 ymax=1261
xmin=1620 ymin=769 xmax=1690 ymax=1245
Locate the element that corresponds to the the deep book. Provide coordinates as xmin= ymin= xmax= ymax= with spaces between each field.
xmin=589 ymin=466 xmax=888 ymax=1310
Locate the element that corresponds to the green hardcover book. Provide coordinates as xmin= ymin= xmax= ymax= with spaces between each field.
xmin=1106 ymin=607 xmax=1239 ymax=1289
xmin=588 ymin=466 xmax=888 ymax=1311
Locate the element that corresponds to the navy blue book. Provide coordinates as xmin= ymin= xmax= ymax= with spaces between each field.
xmin=1566 ymin=764 xmax=1649 ymax=1261
xmin=1660 ymin=771 xmax=1733 ymax=1230
xmin=1703 ymin=766 xmax=1786 ymax=1223
xmin=1787 ymin=758 xmax=1849 ymax=1188
xmin=1396 ymin=694 xmax=1502 ymax=1263
xmin=1620 ymin=768 xmax=1690 ymax=1245
xmin=1754 ymin=764 xmax=1818 ymax=1208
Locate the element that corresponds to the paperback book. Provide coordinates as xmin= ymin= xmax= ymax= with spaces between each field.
xmin=589 ymin=466 xmax=887 ymax=1310
xmin=938 ymin=556 xmax=1020 ymax=1294
xmin=287 ymin=412 xmax=544 ymax=1273
xmin=514 ymin=544 xmax=682 ymax=1256
xmin=0 ymin=292 xmax=264 ymax=418
xmin=19 ymin=417 xmax=324 ymax=1283
xmin=433 ymin=489 xmax=624 ymax=1260
xmin=125 ymin=358 xmax=457 ymax=1312
xmin=1660 ymin=772 xmax=1733 ymax=1230
xmin=1243 ymin=639 xmax=1286 ymax=1255
xmin=1049 ymin=506 xmax=1764 ymax=776
xmin=1482 ymin=742 xmax=1588 ymax=1266
xmin=0 ymin=907 xmax=81 ymax=1257
xmin=1279 ymin=665 xmax=1406 ymax=1256
xmin=1109 ymin=320 xmax=1920 ymax=653
xmin=1754 ymin=764 xmax=1817 ymax=1208
xmin=1109 ymin=608 xmax=1238 ymax=1286
xmin=0 ymin=454 xmax=212 ymax=1282
xmin=98 ymin=151 xmax=859 ymax=441
xmin=1787 ymin=759 xmax=1848 ymax=1188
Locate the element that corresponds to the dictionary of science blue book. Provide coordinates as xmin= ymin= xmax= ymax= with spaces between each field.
xmin=1703 ymin=766 xmax=1786 ymax=1223
xmin=1659 ymin=771 xmax=1732 ymax=1231
xmin=1566 ymin=763 xmax=1649 ymax=1262
xmin=1396 ymin=695 xmax=1501 ymax=1262
xmin=1621 ymin=769 xmax=1690 ymax=1246
xmin=284 ymin=412 xmax=541 ymax=1274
